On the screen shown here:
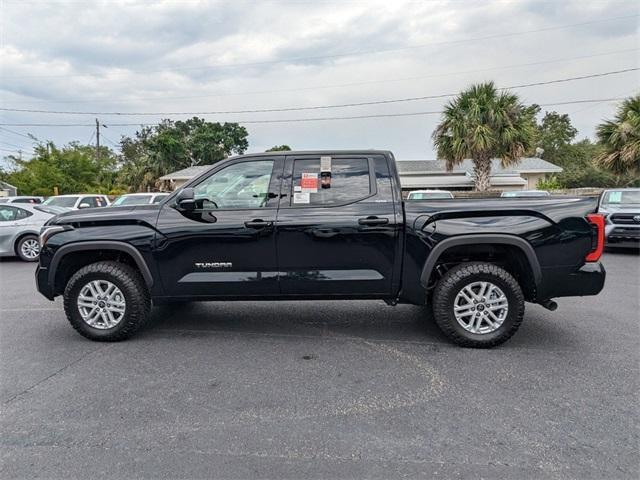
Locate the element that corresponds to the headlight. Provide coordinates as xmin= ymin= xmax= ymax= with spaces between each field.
xmin=39 ymin=225 xmax=71 ymax=246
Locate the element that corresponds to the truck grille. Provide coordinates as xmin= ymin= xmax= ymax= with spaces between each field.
xmin=610 ymin=213 xmax=640 ymax=225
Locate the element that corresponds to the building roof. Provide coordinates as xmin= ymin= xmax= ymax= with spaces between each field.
xmin=0 ymin=180 xmax=17 ymax=189
xmin=396 ymin=158 xmax=562 ymax=175
xmin=159 ymin=165 xmax=211 ymax=181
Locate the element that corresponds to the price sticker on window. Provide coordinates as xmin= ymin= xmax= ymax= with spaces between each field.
xmin=300 ymin=173 xmax=318 ymax=193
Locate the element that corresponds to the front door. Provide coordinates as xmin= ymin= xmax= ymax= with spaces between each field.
xmin=154 ymin=157 xmax=283 ymax=298
xmin=275 ymin=154 xmax=401 ymax=297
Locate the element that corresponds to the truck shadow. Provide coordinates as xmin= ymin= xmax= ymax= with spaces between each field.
xmin=148 ymin=301 xmax=442 ymax=343
xmin=143 ymin=300 xmax=575 ymax=350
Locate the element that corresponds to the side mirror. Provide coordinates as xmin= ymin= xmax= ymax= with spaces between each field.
xmin=175 ymin=187 xmax=196 ymax=211
xmin=78 ymin=203 xmax=91 ymax=209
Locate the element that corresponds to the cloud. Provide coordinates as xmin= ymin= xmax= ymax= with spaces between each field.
xmin=1 ymin=0 xmax=638 ymax=161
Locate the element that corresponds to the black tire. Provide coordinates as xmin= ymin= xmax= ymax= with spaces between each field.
xmin=63 ymin=261 xmax=151 ymax=341
xmin=432 ymin=262 xmax=524 ymax=348
xmin=15 ymin=234 xmax=40 ymax=262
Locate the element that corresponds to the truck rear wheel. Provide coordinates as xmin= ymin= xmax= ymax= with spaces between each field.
xmin=63 ymin=261 xmax=150 ymax=341
xmin=432 ymin=262 xmax=524 ymax=348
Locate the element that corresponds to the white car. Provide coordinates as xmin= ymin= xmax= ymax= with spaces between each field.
xmin=0 ymin=204 xmax=67 ymax=261
xmin=407 ymin=189 xmax=454 ymax=200
xmin=42 ymin=194 xmax=110 ymax=210
xmin=110 ymin=192 xmax=169 ymax=206
xmin=501 ymin=190 xmax=550 ymax=198
xmin=0 ymin=196 xmax=44 ymax=204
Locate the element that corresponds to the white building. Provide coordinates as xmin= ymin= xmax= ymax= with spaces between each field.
xmin=397 ymin=158 xmax=562 ymax=192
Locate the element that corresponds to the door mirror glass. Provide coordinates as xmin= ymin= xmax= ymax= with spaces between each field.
xmin=175 ymin=187 xmax=196 ymax=211
xmin=78 ymin=203 xmax=91 ymax=209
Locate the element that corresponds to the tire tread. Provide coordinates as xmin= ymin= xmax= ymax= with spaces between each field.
xmin=432 ymin=262 xmax=525 ymax=348
xmin=63 ymin=261 xmax=150 ymax=341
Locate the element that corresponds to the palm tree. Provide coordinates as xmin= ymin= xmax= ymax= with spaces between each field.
xmin=432 ymin=82 xmax=536 ymax=191
xmin=596 ymin=94 xmax=640 ymax=176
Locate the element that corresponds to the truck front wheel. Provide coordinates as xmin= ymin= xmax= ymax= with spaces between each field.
xmin=63 ymin=261 xmax=151 ymax=341
xmin=432 ymin=262 xmax=524 ymax=348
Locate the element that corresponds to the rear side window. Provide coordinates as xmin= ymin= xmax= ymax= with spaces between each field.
xmin=0 ymin=206 xmax=32 ymax=221
xmin=291 ymin=157 xmax=371 ymax=206
xmin=15 ymin=207 xmax=32 ymax=219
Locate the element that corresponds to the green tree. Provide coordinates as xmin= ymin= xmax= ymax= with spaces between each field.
xmin=119 ymin=118 xmax=249 ymax=191
xmin=534 ymin=111 xmax=578 ymax=165
xmin=265 ymin=145 xmax=291 ymax=152
xmin=596 ymin=94 xmax=640 ymax=176
xmin=6 ymin=142 xmax=120 ymax=195
xmin=432 ymin=82 xmax=536 ymax=191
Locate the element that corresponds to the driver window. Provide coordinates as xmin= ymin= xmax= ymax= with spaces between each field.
xmin=193 ymin=160 xmax=274 ymax=210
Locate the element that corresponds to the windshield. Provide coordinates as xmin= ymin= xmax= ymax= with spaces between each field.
xmin=0 ymin=198 xmax=8 ymax=203
xmin=408 ymin=192 xmax=452 ymax=200
xmin=601 ymin=190 xmax=640 ymax=206
xmin=43 ymin=196 xmax=78 ymax=207
xmin=112 ymin=195 xmax=153 ymax=206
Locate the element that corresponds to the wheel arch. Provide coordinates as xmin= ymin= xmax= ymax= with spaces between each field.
xmin=49 ymin=241 xmax=154 ymax=292
xmin=13 ymin=230 xmax=40 ymax=254
xmin=420 ymin=234 xmax=542 ymax=296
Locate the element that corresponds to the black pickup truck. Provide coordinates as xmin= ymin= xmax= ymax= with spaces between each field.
xmin=36 ymin=150 xmax=606 ymax=347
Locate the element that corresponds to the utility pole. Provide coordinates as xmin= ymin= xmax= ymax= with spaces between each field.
xmin=95 ymin=118 xmax=100 ymax=161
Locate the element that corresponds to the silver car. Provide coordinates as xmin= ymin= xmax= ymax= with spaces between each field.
xmin=598 ymin=188 xmax=640 ymax=249
xmin=0 ymin=204 xmax=66 ymax=261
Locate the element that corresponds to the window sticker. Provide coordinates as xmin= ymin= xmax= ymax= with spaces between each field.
xmin=320 ymin=156 xmax=332 ymax=172
xmin=293 ymin=192 xmax=310 ymax=204
xmin=294 ymin=185 xmax=302 ymax=192
xmin=320 ymin=156 xmax=332 ymax=189
xmin=608 ymin=191 xmax=622 ymax=203
xmin=301 ymin=173 xmax=318 ymax=193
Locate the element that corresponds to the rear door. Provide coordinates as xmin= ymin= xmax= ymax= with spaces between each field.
xmin=275 ymin=154 xmax=401 ymax=297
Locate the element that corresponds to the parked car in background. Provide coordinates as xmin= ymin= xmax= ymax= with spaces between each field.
xmin=501 ymin=190 xmax=550 ymax=198
xmin=407 ymin=189 xmax=454 ymax=200
xmin=0 ymin=196 xmax=44 ymax=204
xmin=110 ymin=192 xmax=169 ymax=206
xmin=0 ymin=204 xmax=67 ymax=261
xmin=42 ymin=194 xmax=110 ymax=210
xmin=598 ymin=188 xmax=640 ymax=249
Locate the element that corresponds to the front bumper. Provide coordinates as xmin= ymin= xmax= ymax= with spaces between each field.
xmin=35 ymin=266 xmax=55 ymax=300
xmin=605 ymin=225 xmax=640 ymax=248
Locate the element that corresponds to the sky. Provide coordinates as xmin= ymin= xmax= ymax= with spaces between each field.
xmin=0 ymin=0 xmax=638 ymax=165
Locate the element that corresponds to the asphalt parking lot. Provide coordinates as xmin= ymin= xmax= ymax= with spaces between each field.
xmin=1 ymin=252 xmax=638 ymax=479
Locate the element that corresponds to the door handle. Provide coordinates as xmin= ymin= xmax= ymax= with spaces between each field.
xmin=244 ymin=219 xmax=273 ymax=229
xmin=358 ymin=216 xmax=389 ymax=226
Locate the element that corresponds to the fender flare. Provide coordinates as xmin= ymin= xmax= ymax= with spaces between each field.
xmin=48 ymin=241 xmax=154 ymax=288
xmin=420 ymin=234 xmax=542 ymax=288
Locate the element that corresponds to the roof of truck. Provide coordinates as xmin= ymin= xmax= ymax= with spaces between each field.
xmin=160 ymin=151 xmax=394 ymax=180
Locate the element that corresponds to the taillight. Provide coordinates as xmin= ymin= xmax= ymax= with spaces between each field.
xmin=585 ymin=213 xmax=604 ymax=262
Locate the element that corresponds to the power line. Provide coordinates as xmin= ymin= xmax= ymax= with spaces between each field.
xmin=2 ymin=14 xmax=637 ymax=79
xmin=0 ymin=97 xmax=625 ymax=126
xmin=5 ymin=48 xmax=637 ymax=106
xmin=101 ymin=133 xmax=120 ymax=147
xmin=1 ymin=68 xmax=636 ymax=116
xmin=0 ymin=140 xmax=32 ymax=150
xmin=0 ymin=126 xmax=38 ymax=140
